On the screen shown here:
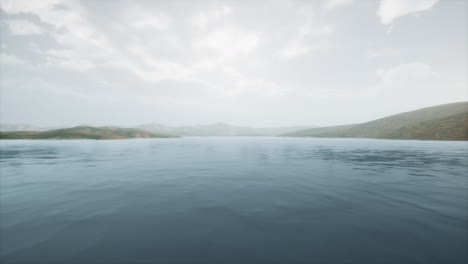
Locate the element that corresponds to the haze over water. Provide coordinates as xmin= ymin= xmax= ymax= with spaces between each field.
xmin=1 ymin=138 xmax=467 ymax=263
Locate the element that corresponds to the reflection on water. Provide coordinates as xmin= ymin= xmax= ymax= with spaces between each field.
xmin=0 ymin=138 xmax=467 ymax=264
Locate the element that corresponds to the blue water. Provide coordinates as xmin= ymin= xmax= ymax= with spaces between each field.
xmin=0 ymin=138 xmax=467 ymax=264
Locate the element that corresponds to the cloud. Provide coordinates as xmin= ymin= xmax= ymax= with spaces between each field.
xmin=188 ymin=5 xmax=232 ymax=30
xmin=379 ymin=62 xmax=438 ymax=86
xmin=0 ymin=0 xmax=464 ymax=127
xmin=0 ymin=0 xmax=330 ymax=98
xmin=0 ymin=53 xmax=32 ymax=67
xmin=377 ymin=0 xmax=440 ymax=24
xmin=324 ymin=0 xmax=353 ymax=10
xmin=5 ymin=19 xmax=44 ymax=35
xmin=0 ymin=0 xmax=77 ymax=28
xmin=375 ymin=62 xmax=465 ymax=108
xmin=126 ymin=6 xmax=171 ymax=31
xmin=0 ymin=0 xmax=61 ymax=14
xmin=366 ymin=49 xmax=400 ymax=59
xmin=278 ymin=24 xmax=334 ymax=59
xmin=196 ymin=27 xmax=260 ymax=58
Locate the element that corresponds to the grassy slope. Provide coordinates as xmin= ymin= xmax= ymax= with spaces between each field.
xmin=282 ymin=102 xmax=468 ymax=140
xmin=382 ymin=113 xmax=468 ymax=140
xmin=0 ymin=126 xmax=177 ymax=139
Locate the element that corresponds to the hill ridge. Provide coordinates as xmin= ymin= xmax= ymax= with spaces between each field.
xmin=0 ymin=126 xmax=177 ymax=140
xmin=283 ymin=102 xmax=468 ymax=140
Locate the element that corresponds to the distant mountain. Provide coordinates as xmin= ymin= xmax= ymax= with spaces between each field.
xmin=283 ymin=102 xmax=468 ymax=140
xmin=0 ymin=126 xmax=177 ymax=140
xmin=0 ymin=123 xmax=316 ymax=137
xmin=136 ymin=123 xmax=317 ymax=136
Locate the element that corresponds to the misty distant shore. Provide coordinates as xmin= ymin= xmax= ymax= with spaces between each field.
xmin=2 ymin=102 xmax=467 ymax=141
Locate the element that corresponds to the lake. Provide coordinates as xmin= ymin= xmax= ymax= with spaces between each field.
xmin=0 ymin=138 xmax=467 ymax=263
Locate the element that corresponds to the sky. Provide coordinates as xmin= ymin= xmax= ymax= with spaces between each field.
xmin=0 ymin=0 xmax=466 ymax=127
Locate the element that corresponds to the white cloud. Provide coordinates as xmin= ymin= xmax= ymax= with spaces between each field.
xmin=0 ymin=0 xmax=464 ymax=127
xmin=0 ymin=0 xmax=61 ymax=14
xmin=6 ymin=19 xmax=44 ymax=35
xmin=188 ymin=5 xmax=232 ymax=30
xmin=216 ymin=66 xmax=290 ymax=97
xmin=375 ymin=62 xmax=465 ymax=108
xmin=0 ymin=0 xmax=313 ymax=99
xmin=377 ymin=0 xmax=440 ymax=24
xmin=278 ymin=24 xmax=334 ymax=59
xmin=324 ymin=0 xmax=353 ymax=10
xmin=126 ymin=6 xmax=171 ymax=31
xmin=0 ymin=53 xmax=31 ymax=67
xmin=0 ymin=0 xmax=78 ymax=28
xmin=131 ymin=16 xmax=170 ymax=31
xmin=379 ymin=62 xmax=438 ymax=85
xmin=2 ymin=0 xmax=122 ymax=73
xmin=196 ymin=28 xmax=260 ymax=58
xmin=366 ymin=49 xmax=400 ymax=59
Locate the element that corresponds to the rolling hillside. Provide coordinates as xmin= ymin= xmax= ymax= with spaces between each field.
xmin=283 ymin=102 xmax=468 ymax=140
xmin=383 ymin=113 xmax=468 ymax=140
xmin=0 ymin=126 xmax=177 ymax=140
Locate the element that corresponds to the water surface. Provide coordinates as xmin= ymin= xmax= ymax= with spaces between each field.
xmin=1 ymin=138 xmax=467 ymax=263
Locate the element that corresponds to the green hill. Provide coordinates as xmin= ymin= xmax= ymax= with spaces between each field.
xmin=383 ymin=113 xmax=468 ymax=140
xmin=0 ymin=126 xmax=178 ymax=140
xmin=283 ymin=102 xmax=468 ymax=140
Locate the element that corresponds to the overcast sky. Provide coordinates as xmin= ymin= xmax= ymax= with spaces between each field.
xmin=0 ymin=0 xmax=466 ymax=127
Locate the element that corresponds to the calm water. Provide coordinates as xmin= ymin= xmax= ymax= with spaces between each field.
xmin=0 ymin=138 xmax=467 ymax=264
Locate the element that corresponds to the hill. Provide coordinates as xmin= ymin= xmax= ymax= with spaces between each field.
xmin=383 ymin=113 xmax=468 ymax=140
xmin=0 ymin=126 xmax=177 ymax=140
xmin=137 ymin=123 xmax=317 ymax=136
xmin=283 ymin=102 xmax=468 ymax=140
